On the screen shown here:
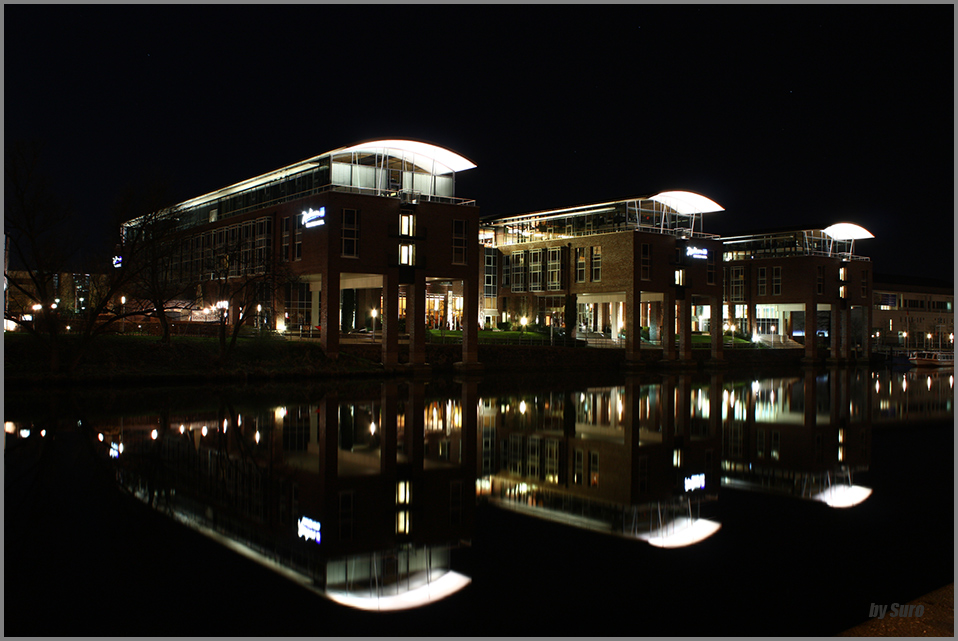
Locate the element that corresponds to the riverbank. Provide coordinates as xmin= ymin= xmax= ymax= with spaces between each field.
xmin=4 ymin=332 xmax=874 ymax=388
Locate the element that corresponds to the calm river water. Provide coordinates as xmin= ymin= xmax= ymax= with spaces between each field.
xmin=4 ymin=365 xmax=953 ymax=636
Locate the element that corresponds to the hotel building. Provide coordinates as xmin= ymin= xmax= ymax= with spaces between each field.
xmin=122 ymin=139 xmax=482 ymax=367
xmin=481 ymin=192 xmax=728 ymax=364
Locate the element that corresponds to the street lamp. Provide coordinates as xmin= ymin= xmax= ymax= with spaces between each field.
xmin=371 ymin=308 xmax=377 ymax=338
xmin=520 ymin=316 xmax=528 ymax=334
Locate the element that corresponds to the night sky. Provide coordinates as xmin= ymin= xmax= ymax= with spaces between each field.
xmin=5 ymin=5 xmax=954 ymax=282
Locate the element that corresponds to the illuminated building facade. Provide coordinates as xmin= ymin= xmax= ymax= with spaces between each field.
xmin=481 ymin=192 xmax=728 ymax=364
xmin=871 ymin=275 xmax=954 ymax=351
xmin=720 ymin=223 xmax=875 ymax=361
xmin=122 ymin=139 xmax=481 ymax=367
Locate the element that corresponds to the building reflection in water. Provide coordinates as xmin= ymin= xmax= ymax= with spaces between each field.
xmin=14 ymin=366 xmax=949 ymax=609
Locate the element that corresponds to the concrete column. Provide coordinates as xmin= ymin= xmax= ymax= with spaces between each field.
xmin=407 ymin=270 xmax=427 ymax=366
xmin=381 ymin=271 xmax=399 ymax=367
xmin=320 ymin=271 xmax=340 ymax=359
xmin=662 ymin=291 xmax=676 ymax=360
xmin=804 ymin=300 xmax=818 ymax=361
xmin=405 ymin=381 xmax=426 ymax=475
xmin=710 ymin=296 xmax=724 ymax=362
xmin=380 ymin=382 xmax=398 ymax=476
xmin=625 ymin=290 xmax=639 ymax=362
xmin=460 ymin=277 xmax=479 ymax=365
xmin=830 ymin=303 xmax=841 ymax=359
xmin=677 ymin=296 xmax=692 ymax=361
xmin=310 ymin=285 xmax=320 ymax=335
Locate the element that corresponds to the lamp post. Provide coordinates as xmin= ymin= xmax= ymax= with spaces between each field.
xmin=520 ymin=316 xmax=528 ymax=335
xmin=371 ymin=308 xmax=377 ymax=339
xmin=121 ymin=296 xmax=126 ymax=333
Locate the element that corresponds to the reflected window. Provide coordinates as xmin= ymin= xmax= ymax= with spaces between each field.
xmin=590 ymin=451 xmax=599 ymax=486
xmin=574 ymin=449 xmax=584 ymax=485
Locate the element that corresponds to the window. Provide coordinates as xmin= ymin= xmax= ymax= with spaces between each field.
xmin=730 ymin=266 xmax=745 ymax=302
xmin=545 ymin=439 xmax=559 ymax=483
xmin=400 ymin=210 xmax=415 ymax=236
xmin=452 ymin=219 xmax=467 ymax=264
xmin=574 ymin=449 xmax=584 ymax=485
xmin=591 ymin=246 xmax=601 ymax=281
xmin=294 ymin=215 xmax=303 ymax=261
xmin=547 ymin=248 xmax=563 ymax=291
xmin=772 ymin=266 xmax=782 ymax=296
xmin=839 ymin=266 xmax=848 ymax=281
xmin=527 ymin=436 xmax=541 ymax=478
xmin=674 ymin=268 xmax=686 ymax=286
xmin=399 ymin=243 xmax=415 ymax=266
xmin=502 ymin=254 xmax=511 ymax=287
xmin=484 ymin=249 xmax=498 ymax=300
xmin=342 ymin=209 xmax=358 ymax=257
xmin=589 ymin=451 xmax=599 ymax=486
xmin=641 ymin=243 xmax=651 ymax=281
xmin=509 ymin=434 xmax=523 ymax=474
xmin=861 ymin=271 xmax=868 ymax=298
xmin=396 ymin=510 xmax=410 ymax=535
xmin=512 ymin=251 xmax=526 ymax=292
xmin=576 ymin=247 xmax=587 ymax=282
xmin=757 ymin=267 xmax=767 ymax=296
xmin=707 ymin=251 xmax=716 ymax=285
xmin=529 ymin=249 xmax=543 ymax=291
xmin=817 ymin=265 xmax=824 ymax=295
xmin=396 ymin=481 xmax=410 ymax=505
xmin=770 ymin=430 xmax=780 ymax=461
xmin=756 ymin=429 xmax=765 ymax=458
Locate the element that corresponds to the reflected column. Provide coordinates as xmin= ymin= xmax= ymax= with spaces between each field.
xmin=381 ymin=271 xmax=399 ymax=367
xmin=405 ymin=381 xmax=426 ymax=476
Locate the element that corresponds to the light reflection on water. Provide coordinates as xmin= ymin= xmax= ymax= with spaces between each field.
xmin=4 ymin=366 xmax=954 ymax=616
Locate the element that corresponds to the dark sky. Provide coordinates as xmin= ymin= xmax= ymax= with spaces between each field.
xmin=5 ymin=5 xmax=954 ymax=281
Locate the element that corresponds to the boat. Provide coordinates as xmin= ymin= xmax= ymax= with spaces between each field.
xmin=907 ymin=351 xmax=955 ymax=367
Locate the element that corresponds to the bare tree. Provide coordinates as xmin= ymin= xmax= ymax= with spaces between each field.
xmin=4 ymin=140 xmax=134 ymax=372
xmin=201 ymin=226 xmax=296 ymax=364
xmin=113 ymin=176 xmax=196 ymax=344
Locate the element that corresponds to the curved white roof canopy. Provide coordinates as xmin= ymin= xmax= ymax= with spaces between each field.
xmin=325 ymin=570 xmax=471 ymax=611
xmin=823 ymin=222 xmax=874 ymax=240
xmin=650 ymin=191 xmax=725 ymax=215
xmin=813 ymin=484 xmax=873 ymax=508
xmin=172 ymin=139 xmax=475 ymax=213
xmin=329 ymin=139 xmax=477 ymax=174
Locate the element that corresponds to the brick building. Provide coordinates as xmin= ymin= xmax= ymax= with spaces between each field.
xmin=122 ymin=139 xmax=481 ymax=367
xmin=721 ymin=223 xmax=875 ymax=361
xmin=481 ymin=191 xmax=727 ymax=364
xmin=871 ymin=275 xmax=954 ymax=351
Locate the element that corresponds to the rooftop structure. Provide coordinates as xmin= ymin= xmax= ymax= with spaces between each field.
xmin=126 ymin=139 xmax=477 ymax=233
xmin=482 ymin=191 xmax=724 ymax=247
xmin=721 ymin=223 xmax=874 ymax=262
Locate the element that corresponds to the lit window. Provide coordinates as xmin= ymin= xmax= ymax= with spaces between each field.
xmin=396 ymin=510 xmax=410 ymax=534
xmin=675 ymin=268 xmax=686 ymax=286
xmin=397 ymin=481 xmax=410 ymax=505
xmin=400 ymin=211 xmax=415 ymax=236
xmin=400 ymin=244 xmax=415 ymax=266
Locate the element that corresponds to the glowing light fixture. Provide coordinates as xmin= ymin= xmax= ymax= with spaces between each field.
xmin=823 ymin=223 xmax=874 ymax=240
xmin=650 ymin=191 xmax=724 ymax=215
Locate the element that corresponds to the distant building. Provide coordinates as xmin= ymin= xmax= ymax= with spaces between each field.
xmin=481 ymin=192 xmax=727 ymax=364
xmin=720 ymin=223 xmax=875 ymax=361
xmin=871 ymin=275 xmax=954 ymax=351
xmin=122 ymin=139 xmax=481 ymax=368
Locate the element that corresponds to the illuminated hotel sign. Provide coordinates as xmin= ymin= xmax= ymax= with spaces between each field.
xmin=684 ymin=473 xmax=706 ymax=492
xmin=302 ymin=207 xmax=325 ymax=228
xmin=686 ymin=246 xmax=708 ymax=259
xmin=297 ymin=516 xmax=321 ymax=544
